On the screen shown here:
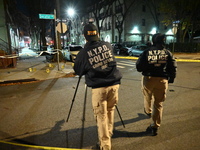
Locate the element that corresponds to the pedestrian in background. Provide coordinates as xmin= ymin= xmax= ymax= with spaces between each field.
xmin=136 ymin=33 xmax=177 ymax=136
xmin=74 ymin=22 xmax=122 ymax=150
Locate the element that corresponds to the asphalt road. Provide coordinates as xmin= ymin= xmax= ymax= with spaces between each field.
xmin=0 ymin=60 xmax=200 ymax=150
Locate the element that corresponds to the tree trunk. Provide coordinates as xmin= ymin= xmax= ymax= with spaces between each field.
xmin=41 ymin=20 xmax=47 ymax=50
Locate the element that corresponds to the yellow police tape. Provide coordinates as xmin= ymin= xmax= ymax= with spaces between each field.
xmin=115 ymin=56 xmax=200 ymax=62
xmin=0 ymin=140 xmax=90 ymax=150
xmin=175 ymin=59 xmax=200 ymax=62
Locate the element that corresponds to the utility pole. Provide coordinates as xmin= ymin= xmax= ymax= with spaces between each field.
xmin=54 ymin=0 xmax=63 ymax=71
xmin=55 ymin=0 xmax=62 ymax=50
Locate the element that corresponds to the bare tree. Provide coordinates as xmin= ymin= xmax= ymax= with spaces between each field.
xmin=84 ymin=0 xmax=137 ymax=43
xmin=86 ymin=0 xmax=113 ymax=36
xmin=24 ymin=0 xmax=55 ymax=49
xmin=114 ymin=0 xmax=137 ymax=43
xmin=145 ymin=0 xmax=160 ymax=33
xmin=160 ymin=0 xmax=200 ymax=42
xmin=4 ymin=0 xmax=29 ymax=53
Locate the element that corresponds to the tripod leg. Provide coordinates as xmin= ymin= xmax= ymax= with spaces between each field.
xmin=115 ymin=105 xmax=125 ymax=128
xmin=80 ymin=84 xmax=88 ymax=148
xmin=66 ymin=76 xmax=81 ymax=122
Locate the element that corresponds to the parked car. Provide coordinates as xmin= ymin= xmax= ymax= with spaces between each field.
xmin=112 ymin=44 xmax=129 ymax=55
xmin=62 ymin=45 xmax=83 ymax=62
xmin=47 ymin=45 xmax=54 ymax=51
xmin=128 ymin=44 xmax=148 ymax=56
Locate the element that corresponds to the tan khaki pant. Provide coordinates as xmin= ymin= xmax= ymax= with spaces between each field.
xmin=92 ymin=84 xmax=119 ymax=150
xmin=142 ymin=76 xmax=168 ymax=128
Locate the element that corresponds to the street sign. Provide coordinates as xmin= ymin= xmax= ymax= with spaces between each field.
xmin=56 ymin=22 xmax=67 ymax=33
xmin=39 ymin=14 xmax=54 ymax=19
xmin=172 ymin=27 xmax=177 ymax=34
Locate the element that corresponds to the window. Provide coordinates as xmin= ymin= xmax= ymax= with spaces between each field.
xmin=108 ymin=22 xmax=111 ymax=30
xmin=142 ymin=5 xmax=146 ymax=12
xmin=115 ymin=21 xmax=121 ymax=28
xmin=116 ymin=5 xmax=123 ymax=13
xmin=109 ymin=8 xmax=112 ymax=15
xmin=115 ymin=36 xmax=118 ymax=42
xmin=142 ymin=19 xmax=145 ymax=26
xmin=99 ymin=13 xmax=104 ymax=20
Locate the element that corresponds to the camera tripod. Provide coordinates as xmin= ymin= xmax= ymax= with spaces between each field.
xmin=66 ymin=76 xmax=125 ymax=148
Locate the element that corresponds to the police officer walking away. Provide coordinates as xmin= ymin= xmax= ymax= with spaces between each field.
xmin=74 ymin=21 xmax=122 ymax=150
xmin=136 ymin=33 xmax=177 ymax=136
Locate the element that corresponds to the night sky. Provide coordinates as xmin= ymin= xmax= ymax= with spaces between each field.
xmin=15 ymin=0 xmax=29 ymax=16
xmin=15 ymin=0 xmax=88 ymax=17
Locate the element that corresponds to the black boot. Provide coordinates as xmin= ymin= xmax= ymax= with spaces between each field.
xmin=146 ymin=125 xmax=158 ymax=136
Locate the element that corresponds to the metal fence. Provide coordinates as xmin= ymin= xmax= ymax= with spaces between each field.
xmin=167 ymin=43 xmax=200 ymax=53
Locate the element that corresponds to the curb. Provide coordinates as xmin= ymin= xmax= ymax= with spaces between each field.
xmin=115 ymin=56 xmax=200 ymax=62
xmin=0 ymin=140 xmax=91 ymax=150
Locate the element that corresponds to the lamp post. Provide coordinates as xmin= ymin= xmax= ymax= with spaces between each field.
xmin=66 ymin=8 xmax=83 ymax=45
xmin=66 ymin=8 xmax=75 ymax=45
xmin=172 ymin=22 xmax=178 ymax=53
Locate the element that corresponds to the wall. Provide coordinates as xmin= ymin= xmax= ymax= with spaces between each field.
xmin=0 ymin=0 xmax=8 ymax=43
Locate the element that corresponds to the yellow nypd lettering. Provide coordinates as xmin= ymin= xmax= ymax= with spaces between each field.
xmin=87 ymin=30 xmax=97 ymax=35
xmin=148 ymin=49 xmax=168 ymax=64
xmin=87 ymin=45 xmax=114 ymax=69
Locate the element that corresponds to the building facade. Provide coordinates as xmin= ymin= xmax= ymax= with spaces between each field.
xmin=85 ymin=0 xmax=175 ymax=46
xmin=0 ymin=0 xmax=19 ymax=54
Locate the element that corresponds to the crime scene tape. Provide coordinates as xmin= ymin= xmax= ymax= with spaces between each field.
xmin=18 ymin=49 xmax=62 ymax=57
xmin=0 ymin=55 xmax=18 ymax=58
xmin=0 ymin=140 xmax=91 ymax=150
xmin=115 ymin=56 xmax=138 ymax=60
xmin=38 ymin=49 xmax=63 ymax=57
xmin=175 ymin=59 xmax=200 ymax=62
xmin=115 ymin=56 xmax=200 ymax=62
xmin=38 ymin=51 xmax=57 ymax=57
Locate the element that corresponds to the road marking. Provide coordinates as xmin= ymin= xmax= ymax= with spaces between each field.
xmin=116 ymin=60 xmax=135 ymax=69
xmin=0 ymin=140 xmax=90 ymax=150
xmin=119 ymin=60 xmax=135 ymax=63
xmin=117 ymin=65 xmax=125 ymax=68
xmin=117 ymin=62 xmax=135 ymax=67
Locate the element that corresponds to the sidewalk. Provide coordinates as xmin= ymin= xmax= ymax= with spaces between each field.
xmin=0 ymin=52 xmax=200 ymax=85
xmin=0 ymin=56 xmax=75 ymax=85
xmin=173 ymin=52 xmax=200 ymax=60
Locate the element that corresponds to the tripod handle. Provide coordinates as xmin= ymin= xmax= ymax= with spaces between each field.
xmin=115 ymin=105 xmax=125 ymax=128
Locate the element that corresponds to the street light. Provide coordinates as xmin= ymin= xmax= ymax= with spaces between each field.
xmin=66 ymin=8 xmax=83 ymax=45
xmin=67 ymin=8 xmax=75 ymax=18
xmin=66 ymin=8 xmax=75 ymax=45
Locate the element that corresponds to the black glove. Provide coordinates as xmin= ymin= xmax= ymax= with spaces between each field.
xmin=168 ymin=77 xmax=174 ymax=83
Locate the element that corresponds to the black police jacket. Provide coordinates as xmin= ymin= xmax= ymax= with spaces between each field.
xmin=136 ymin=45 xmax=177 ymax=82
xmin=74 ymin=41 xmax=122 ymax=88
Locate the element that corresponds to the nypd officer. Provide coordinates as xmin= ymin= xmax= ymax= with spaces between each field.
xmin=74 ymin=22 xmax=122 ymax=150
xmin=136 ymin=33 xmax=177 ymax=136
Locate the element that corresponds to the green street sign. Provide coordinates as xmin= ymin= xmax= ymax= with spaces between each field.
xmin=39 ymin=14 xmax=54 ymax=19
